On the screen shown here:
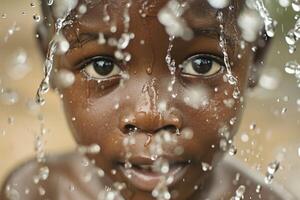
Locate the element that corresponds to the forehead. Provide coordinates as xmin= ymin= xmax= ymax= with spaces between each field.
xmin=48 ymin=0 xmax=243 ymax=25
xmin=45 ymin=0 xmax=243 ymax=47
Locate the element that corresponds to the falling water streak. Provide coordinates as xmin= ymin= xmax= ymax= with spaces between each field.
xmin=123 ymin=0 xmax=132 ymax=33
xmin=33 ymin=122 xmax=50 ymax=196
xmin=149 ymin=131 xmax=179 ymax=200
xmin=159 ymin=0 xmax=193 ymax=98
xmin=217 ymin=12 xmax=241 ymax=99
xmin=285 ymin=18 xmax=300 ymax=54
xmin=166 ymin=36 xmax=177 ymax=98
xmin=35 ymin=14 xmax=70 ymax=105
xmin=122 ymin=127 xmax=138 ymax=179
xmin=255 ymin=0 xmax=276 ymax=38
xmin=107 ymin=0 xmax=134 ymax=70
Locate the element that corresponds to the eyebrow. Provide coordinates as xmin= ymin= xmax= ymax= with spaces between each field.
xmin=68 ymin=32 xmax=100 ymax=50
xmin=192 ymin=28 xmax=237 ymax=48
xmin=66 ymin=27 xmax=236 ymax=50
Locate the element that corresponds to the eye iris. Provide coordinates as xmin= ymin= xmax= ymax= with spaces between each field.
xmin=93 ymin=60 xmax=114 ymax=76
xmin=192 ymin=58 xmax=212 ymax=74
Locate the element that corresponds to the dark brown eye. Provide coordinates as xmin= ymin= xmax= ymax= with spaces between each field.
xmin=181 ymin=55 xmax=223 ymax=77
xmin=82 ymin=57 xmax=121 ymax=79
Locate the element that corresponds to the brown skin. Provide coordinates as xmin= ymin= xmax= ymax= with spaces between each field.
xmin=0 ymin=0 xmax=290 ymax=199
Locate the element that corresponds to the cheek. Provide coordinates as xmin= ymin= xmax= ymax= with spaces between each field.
xmin=61 ymin=74 xmax=121 ymax=145
xmin=173 ymin=72 xmax=247 ymax=161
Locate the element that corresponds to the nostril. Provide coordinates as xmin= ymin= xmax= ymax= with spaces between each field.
xmin=124 ymin=124 xmax=139 ymax=133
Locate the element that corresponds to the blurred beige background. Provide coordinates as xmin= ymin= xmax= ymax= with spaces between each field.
xmin=0 ymin=0 xmax=300 ymax=197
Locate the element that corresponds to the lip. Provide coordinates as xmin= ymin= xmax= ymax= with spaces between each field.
xmin=117 ymin=156 xmax=189 ymax=191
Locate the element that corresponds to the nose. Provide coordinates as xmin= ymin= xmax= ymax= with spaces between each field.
xmin=119 ymin=78 xmax=182 ymax=134
xmin=119 ymin=109 xmax=182 ymax=134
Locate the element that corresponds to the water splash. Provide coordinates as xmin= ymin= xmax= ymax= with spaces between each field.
xmin=35 ymin=12 xmax=71 ymax=105
xmin=122 ymin=131 xmax=136 ymax=179
xmin=152 ymin=177 xmax=172 ymax=200
xmin=148 ymin=130 xmax=179 ymax=200
xmin=255 ymin=0 xmax=276 ymax=38
xmin=284 ymin=61 xmax=300 ymax=87
xmin=238 ymin=9 xmax=263 ymax=42
xmin=264 ymin=160 xmax=280 ymax=184
xmin=158 ymin=0 xmax=193 ymax=40
xmin=230 ymin=185 xmax=246 ymax=200
xmin=32 ymin=122 xmax=50 ymax=197
xmin=166 ymin=36 xmax=177 ymax=97
xmin=158 ymin=0 xmax=193 ymax=98
xmin=217 ymin=12 xmax=241 ymax=100
xmin=285 ymin=18 xmax=300 ymax=54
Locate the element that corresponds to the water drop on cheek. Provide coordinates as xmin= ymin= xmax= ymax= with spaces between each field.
xmin=144 ymin=134 xmax=152 ymax=146
xmin=146 ymin=66 xmax=153 ymax=75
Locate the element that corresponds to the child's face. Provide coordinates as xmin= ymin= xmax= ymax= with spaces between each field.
xmin=44 ymin=0 xmax=265 ymax=199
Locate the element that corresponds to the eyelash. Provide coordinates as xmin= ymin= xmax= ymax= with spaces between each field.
xmin=183 ymin=54 xmax=224 ymax=65
xmin=76 ymin=53 xmax=225 ymax=81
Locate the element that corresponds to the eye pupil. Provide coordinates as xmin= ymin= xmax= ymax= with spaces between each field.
xmin=93 ymin=59 xmax=114 ymax=76
xmin=192 ymin=58 xmax=212 ymax=74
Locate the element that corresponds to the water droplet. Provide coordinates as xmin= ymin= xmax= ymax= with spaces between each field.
xmin=292 ymin=0 xmax=300 ymax=11
xmin=241 ymin=133 xmax=249 ymax=143
xmin=38 ymin=186 xmax=46 ymax=196
xmin=0 ymin=89 xmax=19 ymax=105
xmin=229 ymin=144 xmax=237 ymax=156
xmin=182 ymin=127 xmax=194 ymax=140
xmin=78 ymin=4 xmax=87 ymax=14
xmin=77 ymin=144 xmax=101 ymax=154
xmin=54 ymin=69 xmax=75 ymax=89
xmin=256 ymin=184 xmax=262 ymax=193
xmin=158 ymin=0 xmax=193 ymax=40
xmin=207 ymin=0 xmax=230 ymax=9
xmin=33 ymin=14 xmax=41 ymax=22
xmin=249 ymin=123 xmax=256 ymax=130
xmin=151 ymin=177 xmax=171 ymax=200
xmin=47 ymin=0 xmax=54 ymax=6
xmin=201 ymin=162 xmax=212 ymax=171
xmin=264 ymin=160 xmax=280 ymax=184
xmin=5 ymin=185 xmax=20 ymax=200
xmin=111 ymin=169 xmax=117 ymax=175
xmin=231 ymin=185 xmax=246 ymax=200
xmin=255 ymin=0 xmax=276 ymax=38
xmin=98 ymin=32 xmax=106 ymax=44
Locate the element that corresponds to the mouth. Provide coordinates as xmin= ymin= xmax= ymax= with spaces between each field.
xmin=117 ymin=157 xmax=190 ymax=191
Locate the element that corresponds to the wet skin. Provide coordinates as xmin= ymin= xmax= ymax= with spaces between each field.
xmin=0 ymin=0 xmax=291 ymax=199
